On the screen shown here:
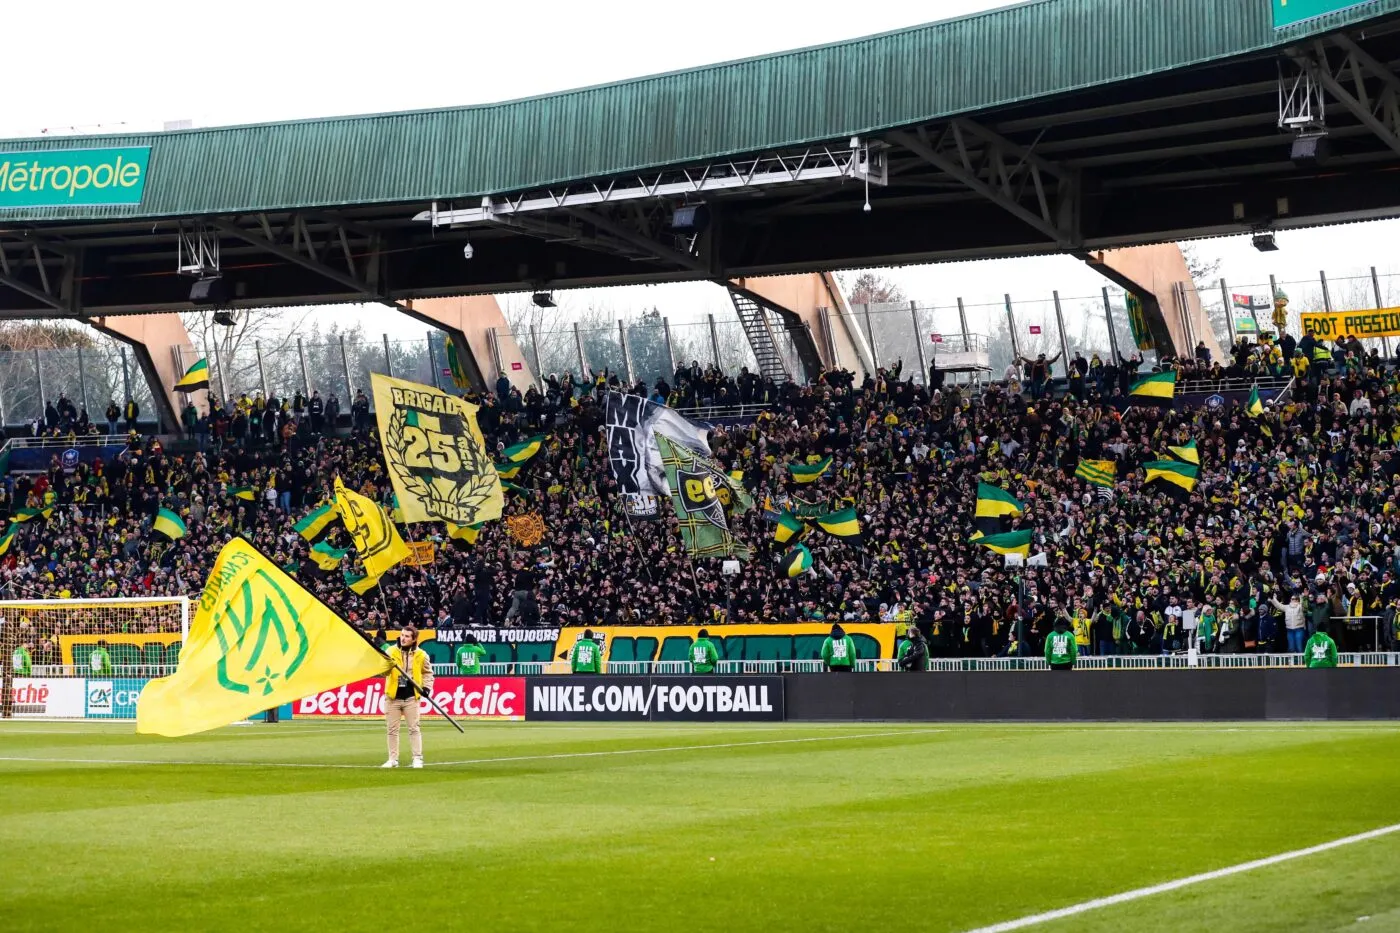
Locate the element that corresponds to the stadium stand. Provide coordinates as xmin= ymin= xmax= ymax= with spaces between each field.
xmin=2 ymin=330 xmax=1399 ymax=672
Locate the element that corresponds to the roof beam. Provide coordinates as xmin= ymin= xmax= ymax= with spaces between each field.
xmin=211 ymin=216 xmax=397 ymax=308
xmin=1295 ymin=39 xmax=1400 ymax=157
xmin=886 ymin=123 xmax=1078 ymax=246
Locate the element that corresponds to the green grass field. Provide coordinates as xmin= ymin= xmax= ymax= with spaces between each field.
xmin=3 ymin=721 xmax=1400 ymax=932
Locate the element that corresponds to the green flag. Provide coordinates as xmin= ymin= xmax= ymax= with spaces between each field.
xmin=656 ymin=433 xmax=750 ymax=559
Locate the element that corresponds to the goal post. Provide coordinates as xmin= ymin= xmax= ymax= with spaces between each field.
xmin=1 ymin=597 xmax=190 ymax=720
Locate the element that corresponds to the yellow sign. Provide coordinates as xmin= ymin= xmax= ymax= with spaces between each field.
xmin=371 ymin=372 xmax=504 ymax=525
xmin=405 ymin=541 xmax=436 ymax=566
xmin=1300 ymin=309 xmax=1400 ymax=341
xmin=554 ymin=623 xmax=900 ymax=668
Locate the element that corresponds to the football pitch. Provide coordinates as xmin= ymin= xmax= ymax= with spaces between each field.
xmin=2 ymin=721 xmax=1399 ymax=932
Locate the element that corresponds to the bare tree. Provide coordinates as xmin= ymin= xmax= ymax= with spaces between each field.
xmin=181 ymin=308 xmax=312 ymax=400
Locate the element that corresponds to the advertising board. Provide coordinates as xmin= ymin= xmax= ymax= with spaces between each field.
xmin=525 ymin=675 xmax=784 ymax=722
xmin=294 ymin=676 xmax=525 ymax=720
xmin=9 ymin=678 xmax=86 ymax=718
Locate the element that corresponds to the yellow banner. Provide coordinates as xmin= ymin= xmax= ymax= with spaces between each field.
xmin=334 ymin=477 xmax=412 ymax=580
xmin=1300 ymin=309 xmax=1400 ymax=341
xmin=405 ymin=541 xmax=436 ymax=566
xmin=59 ymin=632 xmax=181 ymax=668
xmin=555 ymin=623 xmax=901 ymax=666
xmin=135 ymin=538 xmax=390 ymax=737
xmin=371 ymin=372 xmax=504 ymax=526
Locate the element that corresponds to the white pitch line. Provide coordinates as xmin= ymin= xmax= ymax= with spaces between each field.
xmin=961 ymin=822 xmax=1400 ymax=933
xmin=0 ymin=728 xmax=935 ymax=770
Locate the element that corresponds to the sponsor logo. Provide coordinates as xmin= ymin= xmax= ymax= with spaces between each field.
xmin=526 ymin=676 xmax=784 ymax=722
xmin=294 ymin=676 xmax=525 ymax=720
xmin=61 ymin=448 xmax=79 ymax=472
xmin=1206 ymin=394 xmax=1225 ymax=410
xmin=0 ymin=147 xmax=150 ymax=209
xmin=9 ymin=678 xmax=87 ymax=718
xmin=87 ymin=680 xmax=113 ymax=714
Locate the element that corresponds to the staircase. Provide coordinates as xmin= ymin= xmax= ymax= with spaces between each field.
xmin=727 ymin=288 xmax=791 ymax=382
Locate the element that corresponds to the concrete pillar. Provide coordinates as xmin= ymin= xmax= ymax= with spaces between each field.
xmin=399 ymin=296 xmax=534 ymax=393
xmin=85 ymin=311 xmax=202 ymax=432
xmin=1083 ymin=244 xmax=1223 ymax=361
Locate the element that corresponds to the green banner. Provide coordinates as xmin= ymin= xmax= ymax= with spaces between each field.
xmin=1273 ymin=0 xmax=1376 ymax=28
xmin=0 ymin=147 xmax=151 ymax=209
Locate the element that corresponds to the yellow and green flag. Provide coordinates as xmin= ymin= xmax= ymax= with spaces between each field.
xmin=1074 ymin=459 xmax=1116 ymax=489
xmin=174 ymin=358 xmax=210 ymax=392
xmin=1129 ymin=370 xmax=1176 ymax=400
xmin=294 ymin=503 xmax=336 ymax=541
xmin=1126 ymin=293 xmax=1154 ymax=351
xmin=135 ymin=538 xmax=390 ymax=737
xmin=344 ymin=570 xmax=380 ymax=595
xmin=1246 ymin=386 xmax=1264 ymax=417
xmin=152 ymin=508 xmax=187 ymax=541
xmin=229 ymin=486 xmax=257 ymax=502
xmin=780 ymin=543 xmax=813 ymax=578
xmin=975 ymin=482 xmax=1024 ymax=518
xmin=1166 ymin=439 xmax=1199 ymax=465
xmin=445 ymin=521 xmax=483 ymax=546
xmin=971 ymin=529 xmax=1032 ymax=558
xmin=333 ymin=477 xmax=412 ymax=579
xmin=503 ymin=435 xmax=545 ymax=464
xmin=774 ymin=511 xmax=806 ymax=544
xmin=309 ymin=541 xmax=348 ymax=572
xmin=787 ymin=456 xmax=833 ymax=484
xmin=1144 ymin=460 xmax=1199 ymax=493
xmin=813 ymin=507 xmax=862 ymax=541
xmin=444 ymin=335 xmax=472 ymax=391
xmin=0 ymin=525 xmax=18 ymax=557
xmin=12 ymin=507 xmax=51 ymax=523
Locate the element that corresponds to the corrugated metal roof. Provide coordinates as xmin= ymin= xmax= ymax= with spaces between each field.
xmin=2 ymin=0 xmax=1398 ymax=223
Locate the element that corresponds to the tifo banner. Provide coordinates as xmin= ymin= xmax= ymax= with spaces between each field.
xmin=0 ymin=147 xmax=151 ymax=209
xmin=84 ymin=678 xmax=147 ymax=719
xmin=525 ymin=676 xmax=783 ymax=722
xmin=294 ymin=675 xmax=525 ymax=720
xmin=371 ymin=372 xmax=504 ymax=525
xmin=1300 ymin=309 xmax=1400 ymax=341
xmin=555 ymin=623 xmax=899 ymax=665
xmin=405 ymin=541 xmax=436 ymax=567
xmin=603 ymin=391 xmax=711 ymax=520
xmin=8 ymin=678 xmax=86 ymax=718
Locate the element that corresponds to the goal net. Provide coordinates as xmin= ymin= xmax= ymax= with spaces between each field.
xmin=1 ymin=597 xmax=190 ymax=720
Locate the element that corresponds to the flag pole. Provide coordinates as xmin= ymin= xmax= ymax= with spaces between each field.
xmin=617 ymin=501 xmax=655 ymax=582
xmin=363 ymin=587 xmax=464 ymax=734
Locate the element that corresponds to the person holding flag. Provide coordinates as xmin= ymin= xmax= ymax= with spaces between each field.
xmin=383 ymin=625 xmax=435 ymax=769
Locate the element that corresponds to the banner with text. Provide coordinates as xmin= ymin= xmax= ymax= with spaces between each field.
xmin=526 ymin=675 xmax=783 ymax=721
xmin=8 ymin=677 xmax=86 ymax=718
xmin=294 ymin=675 xmax=525 ymax=720
xmin=1300 ymin=308 xmax=1400 ymax=341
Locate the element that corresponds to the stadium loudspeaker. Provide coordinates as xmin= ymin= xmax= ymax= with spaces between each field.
xmin=1290 ymin=134 xmax=1329 ymax=168
xmin=190 ymin=276 xmax=229 ymax=306
xmin=670 ymin=204 xmax=710 ymax=233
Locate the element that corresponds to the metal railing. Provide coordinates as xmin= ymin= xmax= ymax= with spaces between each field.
xmin=673 ymin=402 xmax=778 ymax=422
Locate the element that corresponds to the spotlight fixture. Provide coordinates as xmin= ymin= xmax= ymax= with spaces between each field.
xmin=189 ymin=276 xmax=229 ymax=306
xmin=670 ymin=204 xmax=710 ymax=234
xmin=532 ymin=291 xmax=557 ymax=309
xmin=1251 ymin=232 xmax=1279 ymax=253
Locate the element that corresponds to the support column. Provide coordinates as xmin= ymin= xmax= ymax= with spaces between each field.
xmin=1052 ymin=291 xmax=1071 ymax=378
xmin=339 ymin=335 xmax=353 ymax=402
xmin=862 ymin=303 xmax=880 ymax=370
xmin=910 ymin=301 xmax=927 ymax=384
xmin=255 ymin=341 xmax=269 ymax=397
xmin=573 ymin=322 xmax=589 ymax=376
xmin=76 ymin=346 xmax=89 ymax=416
xmin=661 ymin=317 xmax=677 ymax=377
xmin=528 ymin=326 xmax=545 ymax=391
xmin=957 ymin=299 xmax=970 ymax=351
xmin=382 ymin=334 xmax=394 ymax=378
xmin=397 ymin=296 xmax=533 ymax=392
xmin=1373 ymin=267 xmax=1393 ymax=358
xmin=1218 ymin=278 xmax=1236 ymax=349
xmin=1103 ymin=288 xmax=1121 ymax=363
xmin=1082 ymin=244 xmax=1222 ymax=361
xmin=1004 ymin=294 xmax=1021 ymax=361
xmin=707 ymin=314 xmax=722 ymax=368
xmin=297 ymin=337 xmax=311 ymax=396
xmin=33 ymin=350 xmax=44 ymax=412
xmin=618 ymin=319 xmax=634 ymax=384
xmin=426 ymin=331 xmax=441 ymax=390
xmin=86 ymin=312 xmax=202 ymax=432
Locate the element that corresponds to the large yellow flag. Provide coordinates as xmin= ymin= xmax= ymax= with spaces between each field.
xmin=136 ymin=538 xmax=389 ymax=737
xmin=371 ymin=372 xmax=504 ymax=525
xmin=333 ymin=476 xmax=412 ymax=579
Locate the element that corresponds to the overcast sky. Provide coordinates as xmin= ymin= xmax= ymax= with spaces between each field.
xmin=4 ymin=0 xmax=1397 ymax=343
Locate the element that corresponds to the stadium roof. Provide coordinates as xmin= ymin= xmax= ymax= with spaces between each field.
xmin=4 ymin=0 xmax=1400 ymax=223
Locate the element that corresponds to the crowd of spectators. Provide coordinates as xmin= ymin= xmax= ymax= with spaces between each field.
xmin=4 ymin=327 xmax=1400 ymax=668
